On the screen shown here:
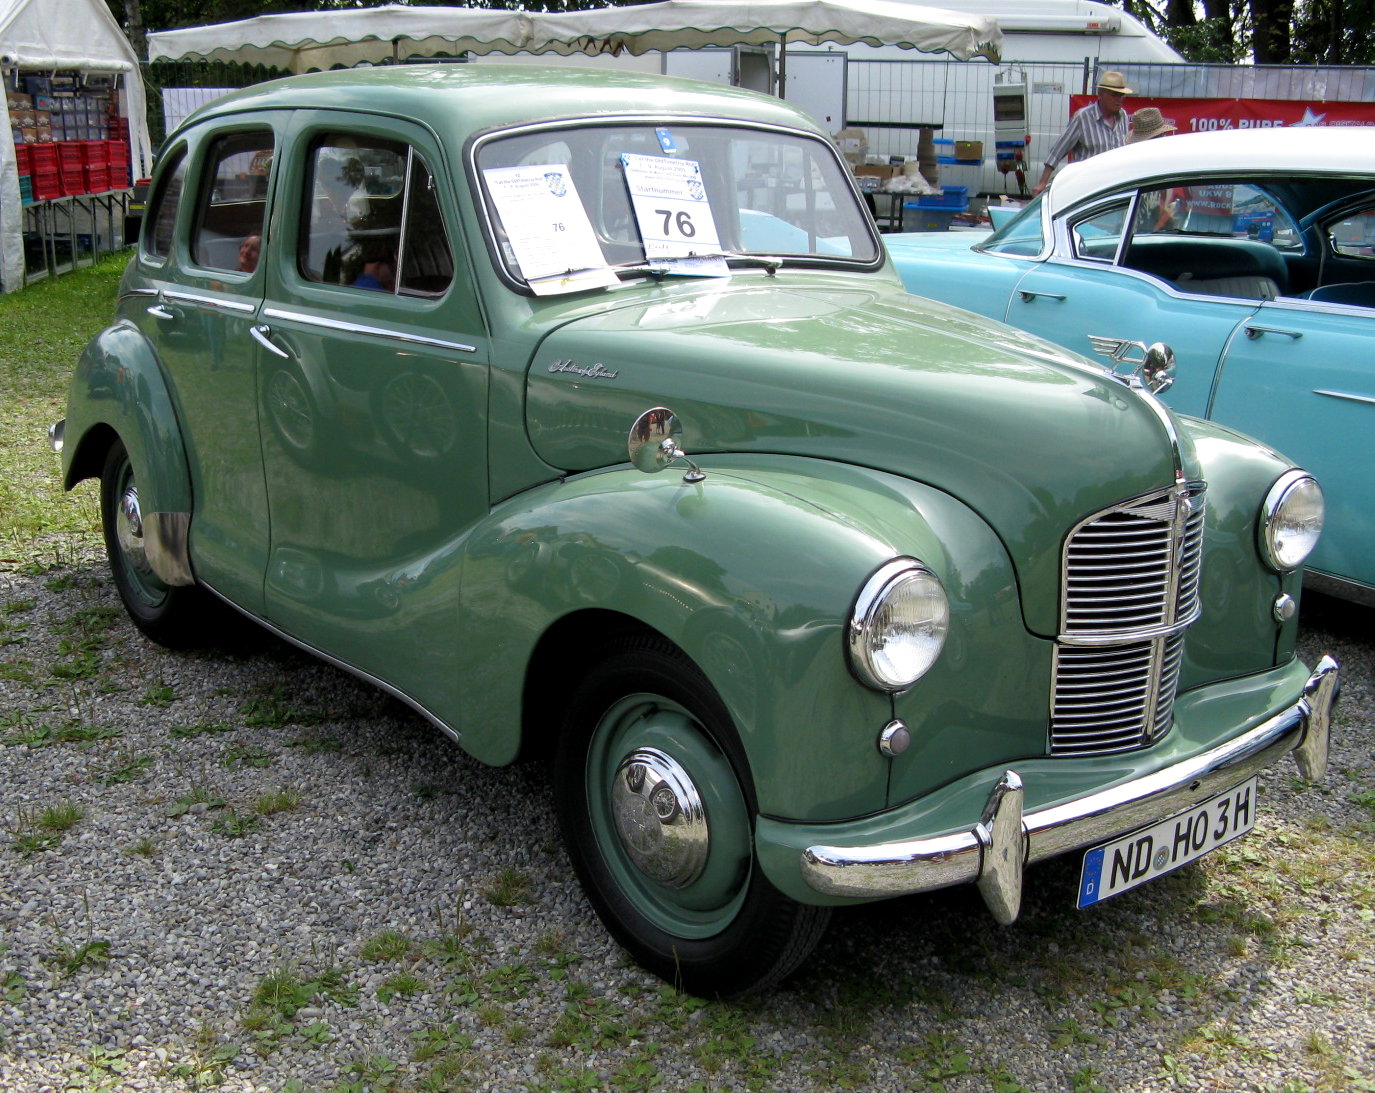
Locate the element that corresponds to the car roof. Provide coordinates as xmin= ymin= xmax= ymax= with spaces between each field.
xmin=1048 ymin=127 xmax=1375 ymax=215
xmin=175 ymin=63 xmax=819 ymax=143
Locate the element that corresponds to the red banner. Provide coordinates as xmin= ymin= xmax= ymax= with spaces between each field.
xmin=1068 ymin=95 xmax=1375 ymax=132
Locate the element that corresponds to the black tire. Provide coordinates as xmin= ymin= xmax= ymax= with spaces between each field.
xmin=552 ymin=634 xmax=831 ymax=997
xmin=100 ymin=439 xmax=212 ymax=648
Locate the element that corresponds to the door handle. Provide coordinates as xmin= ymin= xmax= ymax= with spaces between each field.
xmin=1019 ymin=290 xmax=1067 ymax=302
xmin=146 ymin=304 xmax=175 ymax=320
xmin=249 ymin=324 xmax=291 ymax=359
xmin=1244 ymin=325 xmax=1302 ymax=340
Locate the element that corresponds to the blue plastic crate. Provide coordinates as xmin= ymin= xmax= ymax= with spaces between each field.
xmin=933 ymin=138 xmax=981 ymax=165
xmin=914 ymin=186 xmax=968 ymax=209
xmin=902 ymin=202 xmax=968 ymax=231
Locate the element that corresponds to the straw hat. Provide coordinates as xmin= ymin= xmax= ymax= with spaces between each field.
xmin=1127 ymin=107 xmax=1177 ymax=143
xmin=1096 ymin=71 xmax=1134 ymax=95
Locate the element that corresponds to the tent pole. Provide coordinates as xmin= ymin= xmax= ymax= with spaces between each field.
xmin=777 ymin=35 xmax=787 ymax=98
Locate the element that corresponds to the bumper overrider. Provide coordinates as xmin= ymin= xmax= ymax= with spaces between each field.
xmin=801 ymin=656 xmax=1339 ymax=922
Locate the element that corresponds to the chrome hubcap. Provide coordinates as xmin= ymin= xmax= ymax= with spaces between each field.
xmin=611 ymin=747 xmax=709 ymax=888
xmin=116 ymin=483 xmax=151 ymax=574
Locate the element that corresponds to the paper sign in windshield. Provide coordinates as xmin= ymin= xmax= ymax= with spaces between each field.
xmin=620 ymin=153 xmax=728 ymax=277
xmin=483 ymin=164 xmax=619 ymax=295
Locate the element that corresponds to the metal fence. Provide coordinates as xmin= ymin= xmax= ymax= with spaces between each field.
xmin=846 ymin=59 xmax=1375 ymax=197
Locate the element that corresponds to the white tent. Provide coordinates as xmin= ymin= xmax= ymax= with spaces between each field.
xmin=147 ymin=1 xmax=1000 ymax=73
xmin=1 ymin=0 xmax=155 ymax=290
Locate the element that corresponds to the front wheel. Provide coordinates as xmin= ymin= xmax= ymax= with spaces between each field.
xmin=552 ymin=634 xmax=830 ymax=996
xmin=100 ymin=439 xmax=211 ymax=648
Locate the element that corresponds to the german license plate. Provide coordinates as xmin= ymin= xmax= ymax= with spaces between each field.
xmin=1077 ymin=777 xmax=1257 ymax=908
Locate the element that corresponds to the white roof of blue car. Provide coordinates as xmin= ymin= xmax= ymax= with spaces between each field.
xmin=1048 ymin=127 xmax=1375 ymax=215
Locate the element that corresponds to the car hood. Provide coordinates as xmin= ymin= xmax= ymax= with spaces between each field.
xmin=525 ymin=276 xmax=1193 ymax=636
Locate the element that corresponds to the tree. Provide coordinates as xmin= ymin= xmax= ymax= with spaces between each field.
xmin=1110 ymin=0 xmax=1375 ymax=64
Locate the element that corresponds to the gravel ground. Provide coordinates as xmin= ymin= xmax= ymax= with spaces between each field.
xmin=1 ymin=558 xmax=1371 ymax=1093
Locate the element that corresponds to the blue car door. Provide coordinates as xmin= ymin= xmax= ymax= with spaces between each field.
xmin=1001 ymin=197 xmax=1267 ymax=415
xmin=1210 ymin=297 xmax=1375 ymax=590
xmin=1006 ymin=260 xmax=1262 ymax=418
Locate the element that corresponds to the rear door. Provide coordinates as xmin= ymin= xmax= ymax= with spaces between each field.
xmin=133 ymin=121 xmax=282 ymax=611
xmin=1212 ymin=296 xmax=1375 ymax=588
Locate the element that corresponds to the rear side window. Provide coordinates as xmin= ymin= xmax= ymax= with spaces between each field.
xmin=146 ymin=147 xmax=188 ymax=260
xmin=300 ymin=136 xmax=454 ymax=297
xmin=190 ymin=131 xmax=274 ymax=272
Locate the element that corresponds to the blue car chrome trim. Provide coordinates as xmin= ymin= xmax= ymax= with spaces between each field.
xmin=801 ymin=656 xmax=1339 ymax=915
xmin=1314 ymin=388 xmax=1375 ymax=407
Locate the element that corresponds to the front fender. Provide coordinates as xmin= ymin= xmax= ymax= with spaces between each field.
xmin=64 ymin=320 xmax=193 ymax=517
xmin=457 ymin=455 xmax=1020 ymax=823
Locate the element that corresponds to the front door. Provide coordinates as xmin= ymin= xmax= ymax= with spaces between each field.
xmin=253 ymin=114 xmax=491 ymax=723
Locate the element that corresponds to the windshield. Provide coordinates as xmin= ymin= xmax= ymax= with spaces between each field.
xmin=978 ymin=194 xmax=1046 ymax=258
xmin=474 ymin=121 xmax=881 ymax=294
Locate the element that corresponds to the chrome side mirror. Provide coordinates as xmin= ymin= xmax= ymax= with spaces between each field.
xmin=628 ymin=407 xmax=705 ymax=483
xmin=1138 ymin=342 xmax=1175 ymax=395
xmin=1087 ymin=336 xmax=1176 ymax=395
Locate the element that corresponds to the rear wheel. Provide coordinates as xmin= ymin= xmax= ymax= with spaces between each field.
xmin=552 ymin=634 xmax=830 ymax=997
xmin=100 ymin=439 xmax=210 ymax=648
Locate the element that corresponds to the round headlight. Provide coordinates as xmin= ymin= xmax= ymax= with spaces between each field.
xmin=848 ymin=559 xmax=949 ymax=692
xmin=1260 ymin=471 xmax=1324 ymax=572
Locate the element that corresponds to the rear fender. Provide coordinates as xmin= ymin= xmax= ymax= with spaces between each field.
xmin=64 ymin=321 xmax=194 ymax=585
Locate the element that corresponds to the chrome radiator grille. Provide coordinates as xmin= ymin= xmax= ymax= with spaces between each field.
xmin=1051 ymin=484 xmax=1205 ymax=756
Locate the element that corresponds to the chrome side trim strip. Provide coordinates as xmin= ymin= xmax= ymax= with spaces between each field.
xmin=198 ymin=582 xmax=463 ymax=748
xmin=1314 ymin=388 xmax=1375 ymax=407
xmin=801 ymin=656 xmax=1339 ymax=908
xmin=163 ymin=289 xmax=258 ymax=315
xmin=261 ymin=307 xmax=477 ymax=354
xmin=144 ymin=512 xmax=194 ymax=587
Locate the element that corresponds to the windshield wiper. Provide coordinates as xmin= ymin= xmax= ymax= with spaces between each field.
xmin=612 ymin=253 xmax=785 ymax=279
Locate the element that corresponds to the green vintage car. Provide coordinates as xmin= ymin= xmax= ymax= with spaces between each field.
xmin=54 ymin=66 xmax=1338 ymax=996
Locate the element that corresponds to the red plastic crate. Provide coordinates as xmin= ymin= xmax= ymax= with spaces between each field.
xmin=58 ymin=141 xmax=86 ymax=170
xmin=14 ymin=144 xmax=31 ymax=174
xmin=32 ymin=169 xmax=62 ymax=201
xmin=27 ymin=144 xmax=58 ymax=171
xmin=61 ymin=168 xmax=87 ymax=196
xmin=83 ymin=164 xmax=110 ymax=192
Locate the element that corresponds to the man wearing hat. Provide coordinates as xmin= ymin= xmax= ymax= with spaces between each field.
xmin=1032 ymin=71 xmax=1134 ymax=195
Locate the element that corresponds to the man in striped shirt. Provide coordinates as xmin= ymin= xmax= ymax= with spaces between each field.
xmin=1032 ymin=71 xmax=1134 ymax=196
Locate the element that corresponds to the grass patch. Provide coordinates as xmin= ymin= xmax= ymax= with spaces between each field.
xmin=0 ymin=253 xmax=125 ymax=569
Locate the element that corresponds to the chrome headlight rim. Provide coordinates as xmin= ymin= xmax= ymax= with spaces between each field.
xmin=1259 ymin=469 xmax=1324 ymax=573
xmin=847 ymin=557 xmax=950 ymax=693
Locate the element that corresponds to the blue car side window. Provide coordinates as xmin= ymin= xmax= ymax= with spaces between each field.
xmin=1071 ymin=201 xmax=1130 ymax=263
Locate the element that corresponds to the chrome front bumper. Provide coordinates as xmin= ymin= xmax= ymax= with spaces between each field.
xmin=801 ymin=656 xmax=1339 ymax=922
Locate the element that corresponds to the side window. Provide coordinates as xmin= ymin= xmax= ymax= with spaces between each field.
xmin=146 ymin=148 xmax=188 ymax=260
xmin=1328 ymin=206 xmax=1375 ymax=259
xmin=191 ymin=132 xmax=274 ymax=272
xmin=1071 ymin=201 xmax=1129 ymax=263
xmin=300 ymin=135 xmax=454 ymax=297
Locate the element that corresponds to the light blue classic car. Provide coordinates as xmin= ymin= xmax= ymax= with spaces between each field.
xmin=889 ymin=127 xmax=1374 ymax=605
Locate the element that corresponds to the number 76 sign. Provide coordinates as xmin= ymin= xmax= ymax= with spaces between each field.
xmin=622 ymin=153 xmax=723 ymax=262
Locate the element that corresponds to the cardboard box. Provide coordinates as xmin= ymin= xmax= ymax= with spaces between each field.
xmin=854 ymin=165 xmax=900 ymax=183
xmin=954 ymin=140 xmax=984 ymax=162
xmin=11 ymin=108 xmax=34 ymax=126
xmin=6 ymin=91 xmax=33 ymax=111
